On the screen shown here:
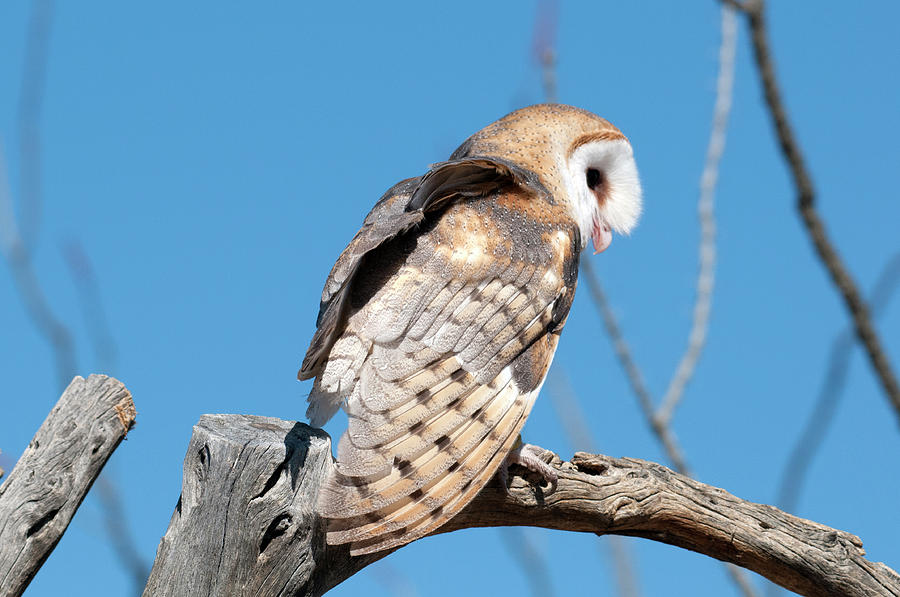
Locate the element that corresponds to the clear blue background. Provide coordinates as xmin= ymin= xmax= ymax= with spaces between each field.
xmin=1 ymin=2 xmax=898 ymax=595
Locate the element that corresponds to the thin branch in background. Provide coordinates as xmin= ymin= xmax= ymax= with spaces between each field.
xmin=96 ymin=477 xmax=151 ymax=591
xmin=500 ymin=528 xmax=556 ymax=597
xmin=532 ymin=0 xmax=559 ymax=104
xmin=579 ymin=274 xmax=756 ymax=596
xmin=369 ymin=561 xmax=420 ymax=597
xmin=547 ymin=371 xmax=598 ymax=453
xmin=534 ymin=3 xmax=646 ymax=596
xmin=0 ymin=0 xmax=72 ymax=392
xmin=549 ymin=372 xmax=643 ymax=597
xmin=657 ymin=5 xmax=737 ymax=425
xmin=0 ymin=142 xmax=76 ymax=392
xmin=17 ymin=0 xmax=54 ymax=253
xmin=602 ymin=538 xmax=642 ymax=597
xmin=61 ymin=240 xmax=150 ymax=593
xmin=62 ymin=239 xmax=119 ymax=373
xmin=581 ymin=5 xmax=756 ymax=596
xmin=721 ymin=0 xmax=749 ymax=10
xmin=3 ymin=144 xmax=149 ymax=594
xmin=767 ymin=252 xmax=900 ymax=597
xmin=3 ymin=7 xmax=149 ymax=592
xmin=530 ymin=8 xmax=646 ymax=596
xmin=727 ymin=0 xmax=900 ymax=423
xmin=580 ymin=261 xmax=691 ymax=474
xmin=583 ymin=0 xmax=739 ymax=489
xmin=776 ymin=252 xmax=900 ymax=514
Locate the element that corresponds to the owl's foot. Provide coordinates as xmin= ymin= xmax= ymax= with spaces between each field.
xmin=499 ymin=441 xmax=558 ymax=495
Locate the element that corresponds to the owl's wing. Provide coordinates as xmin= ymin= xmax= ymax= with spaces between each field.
xmin=299 ymin=156 xmax=548 ymax=386
xmin=299 ymin=176 xmax=423 ymax=382
xmin=304 ymin=168 xmax=579 ymax=555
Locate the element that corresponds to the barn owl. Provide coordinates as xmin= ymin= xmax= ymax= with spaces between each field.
xmin=299 ymin=104 xmax=642 ymax=555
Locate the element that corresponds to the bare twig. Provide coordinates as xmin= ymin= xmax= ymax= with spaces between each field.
xmin=533 ymin=0 xmax=559 ymax=104
xmin=0 ymin=144 xmax=75 ymax=391
xmin=3 ymin=147 xmax=148 ymax=595
xmin=730 ymin=0 xmax=900 ymax=422
xmin=531 ymin=6 xmax=643 ymax=597
xmin=603 ymin=538 xmax=642 ymax=597
xmin=581 ymin=260 xmax=691 ymax=474
xmin=535 ymin=8 xmax=651 ymax=594
xmin=657 ymin=5 xmax=737 ymax=425
xmin=721 ymin=0 xmax=749 ymax=11
xmin=16 ymin=0 xmax=54 ymax=254
xmin=500 ymin=528 xmax=556 ymax=597
xmin=96 ymin=477 xmax=151 ymax=592
xmin=582 ymin=263 xmax=759 ymax=597
xmin=581 ymin=6 xmax=755 ymax=595
xmin=62 ymin=240 xmax=119 ymax=373
xmin=0 ymin=0 xmax=70 ymax=391
xmin=581 ymin=0 xmax=740 ymax=472
xmin=776 ymin=252 xmax=900 ymax=513
xmin=62 ymin=240 xmax=151 ymax=593
xmin=549 ymin=372 xmax=643 ymax=597
xmin=3 ymin=8 xmax=148 ymax=592
xmin=369 ymin=562 xmax=420 ymax=597
xmin=547 ymin=372 xmax=599 ymax=453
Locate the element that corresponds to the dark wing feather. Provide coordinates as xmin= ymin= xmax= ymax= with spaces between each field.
xmin=406 ymin=156 xmax=547 ymax=212
xmin=300 ymin=177 xmax=422 ymax=380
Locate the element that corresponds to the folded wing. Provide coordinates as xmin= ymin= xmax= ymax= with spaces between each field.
xmin=301 ymin=159 xmax=579 ymax=555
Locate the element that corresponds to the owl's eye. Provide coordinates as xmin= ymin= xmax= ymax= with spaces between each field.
xmin=586 ymin=168 xmax=602 ymax=190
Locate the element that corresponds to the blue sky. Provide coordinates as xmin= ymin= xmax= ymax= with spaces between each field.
xmin=1 ymin=2 xmax=899 ymax=596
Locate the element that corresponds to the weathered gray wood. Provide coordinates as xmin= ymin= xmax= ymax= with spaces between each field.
xmin=451 ymin=451 xmax=900 ymax=597
xmin=142 ymin=414 xmax=380 ymax=597
xmin=144 ymin=414 xmax=900 ymax=597
xmin=0 ymin=374 xmax=136 ymax=597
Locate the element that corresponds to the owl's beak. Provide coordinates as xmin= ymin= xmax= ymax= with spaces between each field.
xmin=592 ymin=220 xmax=612 ymax=254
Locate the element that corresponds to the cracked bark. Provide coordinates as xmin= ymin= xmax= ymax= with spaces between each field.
xmin=0 ymin=375 xmax=136 ymax=597
xmin=143 ymin=415 xmax=900 ymax=597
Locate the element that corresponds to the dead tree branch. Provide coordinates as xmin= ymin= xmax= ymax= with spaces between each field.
xmin=727 ymin=0 xmax=900 ymax=422
xmin=0 ymin=374 xmax=136 ymax=597
xmin=143 ymin=414 xmax=900 ymax=597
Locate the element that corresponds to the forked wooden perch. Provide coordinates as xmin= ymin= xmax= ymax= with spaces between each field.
xmin=143 ymin=414 xmax=899 ymax=597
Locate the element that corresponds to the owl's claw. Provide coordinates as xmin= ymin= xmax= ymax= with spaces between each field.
xmin=500 ymin=442 xmax=558 ymax=495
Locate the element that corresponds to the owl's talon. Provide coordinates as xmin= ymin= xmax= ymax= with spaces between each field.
xmin=501 ymin=443 xmax=558 ymax=494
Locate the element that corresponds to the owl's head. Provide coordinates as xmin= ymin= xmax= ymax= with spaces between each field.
xmin=456 ymin=104 xmax=642 ymax=253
